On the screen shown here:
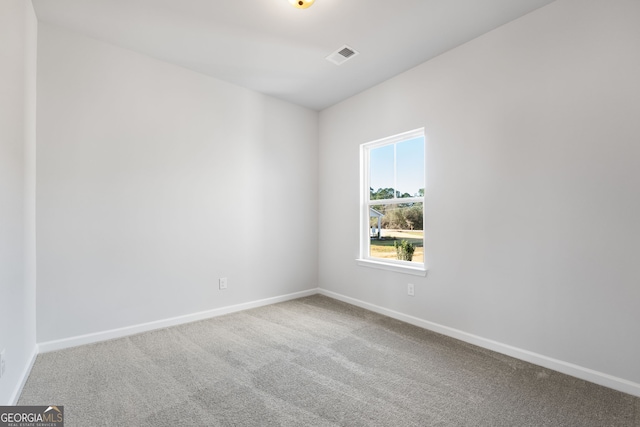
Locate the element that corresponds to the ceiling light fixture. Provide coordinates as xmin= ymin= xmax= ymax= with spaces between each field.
xmin=289 ymin=0 xmax=315 ymax=9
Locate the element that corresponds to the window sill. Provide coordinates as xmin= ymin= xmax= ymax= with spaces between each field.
xmin=356 ymin=259 xmax=428 ymax=276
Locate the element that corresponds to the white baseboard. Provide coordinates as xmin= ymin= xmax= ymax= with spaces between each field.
xmin=318 ymin=288 xmax=640 ymax=398
xmin=9 ymin=345 xmax=38 ymax=405
xmin=38 ymin=288 xmax=319 ymax=353
xmin=30 ymin=287 xmax=640 ymax=399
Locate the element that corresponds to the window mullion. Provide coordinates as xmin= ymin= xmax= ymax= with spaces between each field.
xmin=393 ymin=142 xmax=397 ymax=200
xmin=367 ymin=197 xmax=423 ymax=206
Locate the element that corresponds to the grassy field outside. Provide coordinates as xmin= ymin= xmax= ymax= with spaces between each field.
xmin=370 ymin=229 xmax=424 ymax=263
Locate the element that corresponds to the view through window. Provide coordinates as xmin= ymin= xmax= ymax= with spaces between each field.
xmin=361 ymin=129 xmax=425 ymax=268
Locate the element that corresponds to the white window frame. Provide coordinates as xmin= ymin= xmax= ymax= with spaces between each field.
xmin=357 ymin=128 xmax=427 ymax=276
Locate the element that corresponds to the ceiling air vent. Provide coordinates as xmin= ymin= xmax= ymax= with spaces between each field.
xmin=326 ymin=45 xmax=359 ymax=65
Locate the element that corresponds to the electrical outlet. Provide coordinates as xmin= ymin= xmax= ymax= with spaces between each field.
xmin=407 ymin=283 xmax=415 ymax=296
xmin=0 ymin=349 xmax=5 ymax=379
xmin=219 ymin=277 xmax=228 ymax=290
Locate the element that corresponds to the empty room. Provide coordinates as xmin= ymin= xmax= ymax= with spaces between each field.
xmin=1 ymin=0 xmax=639 ymax=425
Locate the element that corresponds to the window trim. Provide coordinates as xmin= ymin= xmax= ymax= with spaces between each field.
xmin=357 ymin=128 xmax=428 ymax=275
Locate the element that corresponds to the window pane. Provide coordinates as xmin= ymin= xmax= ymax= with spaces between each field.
xmin=396 ymin=137 xmax=424 ymax=198
xmin=369 ymin=144 xmax=394 ymax=200
xmin=369 ymin=203 xmax=423 ymax=263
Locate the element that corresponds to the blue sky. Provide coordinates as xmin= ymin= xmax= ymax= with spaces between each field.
xmin=370 ymin=137 xmax=424 ymax=197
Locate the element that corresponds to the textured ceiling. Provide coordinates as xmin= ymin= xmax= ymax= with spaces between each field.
xmin=32 ymin=0 xmax=556 ymax=111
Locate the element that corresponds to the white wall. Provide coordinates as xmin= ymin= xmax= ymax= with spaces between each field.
xmin=0 ymin=0 xmax=37 ymax=405
xmin=319 ymin=0 xmax=640 ymax=389
xmin=36 ymin=24 xmax=318 ymax=343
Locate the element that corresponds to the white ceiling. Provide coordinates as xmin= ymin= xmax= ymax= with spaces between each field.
xmin=32 ymin=0 xmax=555 ymax=111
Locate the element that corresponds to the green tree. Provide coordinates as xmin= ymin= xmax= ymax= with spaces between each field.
xmin=394 ymin=240 xmax=416 ymax=261
xmin=370 ymin=187 xmax=394 ymax=218
xmin=370 ymin=187 xmax=394 ymax=200
xmin=404 ymin=205 xmax=423 ymax=230
xmin=386 ymin=206 xmax=406 ymax=229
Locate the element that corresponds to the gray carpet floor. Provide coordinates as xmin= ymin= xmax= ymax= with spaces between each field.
xmin=19 ymin=295 xmax=640 ymax=426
